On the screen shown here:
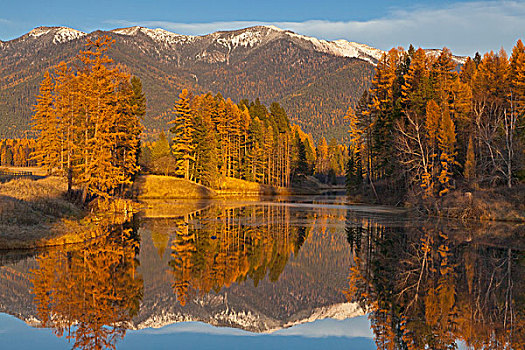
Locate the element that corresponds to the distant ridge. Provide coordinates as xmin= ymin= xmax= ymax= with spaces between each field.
xmin=0 ymin=25 xmax=467 ymax=141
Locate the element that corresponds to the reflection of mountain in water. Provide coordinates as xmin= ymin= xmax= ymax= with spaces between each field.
xmin=134 ymin=204 xmax=360 ymax=332
xmin=0 ymin=201 xmax=363 ymax=349
xmin=4 ymin=200 xmax=521 ymax=349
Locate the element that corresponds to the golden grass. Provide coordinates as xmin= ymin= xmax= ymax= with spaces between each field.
xmin=134 ymin=175 xmax=216 ymax=199
xmin=135 ymin=175 xmax=294 ymax=200
xmin=0 ymin=176 xmax=87 ymax=249
xmin=216 ymin=177 xmax=261 ymax=191
xmin=0 ymin=177 xmax=80 ymax=226
xmin=418 ymin=184 xmax=525 ymax=222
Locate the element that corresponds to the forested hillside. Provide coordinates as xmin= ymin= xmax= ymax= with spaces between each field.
xmin=0 ymin=25 xmax=377 ymax=142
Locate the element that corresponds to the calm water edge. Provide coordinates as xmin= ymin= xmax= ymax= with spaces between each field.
xmin=0 ymin=196 xmax=523 ymax=349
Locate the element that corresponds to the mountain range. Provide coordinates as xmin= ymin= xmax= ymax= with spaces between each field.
xmin=0 ymin=25 xmax=466 ymax=141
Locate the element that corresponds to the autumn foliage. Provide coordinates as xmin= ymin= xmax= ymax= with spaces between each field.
xmin=31 ymin=36 xmax=144 ymax=202
xmin=348 ymin=41 xmax=525 ymax=202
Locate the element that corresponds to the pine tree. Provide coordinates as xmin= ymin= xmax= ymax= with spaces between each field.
xmin=346 ymin=147 xmax=363 ymax=191
xmin=76 ymin=36 xmax=135 ymax=200
xmin=32 ymin=71 xmax=60 ymax=174
xmin=294 ymin=131 xmax=308 ymax=177
xmin=402 ymin=48 xmax=430 ymax=116
xmin=437 ymin=108 xmax=457 ymax=196
xmin=345 ymin=106 xmax=363 ymax=154
xmin=369 ymin=48 xmax=402 ymax=178
xmin=192 ymin=93 xmax=219 ymax=187
xmin=53 ymin=60 xmax=77 ymax=191
xmin=510 ymin=40 xmax=525 ymax=146
xmin=464 ymin=135 xmax=476 ymax=184
xmin=170 ymin=89 xmax=195 ymax=180
xmin=423 ymin=100 xmax=442 ymax=197
xmin=32 ymin=36 xmax=143 ymax=202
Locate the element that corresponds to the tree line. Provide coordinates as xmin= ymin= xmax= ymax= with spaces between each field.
xmin=31 ymin=36 xmax=145 ymax=202
xmin=29 ymin=35 xmax=351 ymax=198
xmin=0 ymin=138 xmax=37 ymax=167
xmin=347 ymin=41 xmax=525 ymax=200
xmin=140 ymin=90 xmax=348 ymax=188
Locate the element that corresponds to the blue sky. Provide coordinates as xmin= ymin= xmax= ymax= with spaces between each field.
xmin=1 ymin=0 xmax=525 ymax=55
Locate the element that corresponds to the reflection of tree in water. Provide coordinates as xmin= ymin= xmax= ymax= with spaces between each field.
xmin=30 ymin=217 xmax=143 ymax=350
xmin=344 ymin=215 xmax=524 ymax=349
xmin=169 ymin=205 xmax=311 ymax=305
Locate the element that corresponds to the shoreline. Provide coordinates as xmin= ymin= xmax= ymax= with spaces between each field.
xmin=0 ymin=176 xmax=134 ymax=250
xmin=348 ymin=184 xmax=525 ymax=223
xmin=1 ymin=174 xmax=523 ymax=250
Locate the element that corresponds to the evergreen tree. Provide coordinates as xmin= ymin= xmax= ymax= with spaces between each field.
xmin=192 ymin=94 xmax=219 ymax=187
xmin=464 ymin=135 xmax=476 ymax=184
xmin=170 ymin=89 xmax=195 ymax=180
xmin=32 ymin=71 xmax=60 ymax=174
xmin=32 ymin=36 xmax=143 ymax=202
xmin=346 ymin=147 xmax=363 ymax=191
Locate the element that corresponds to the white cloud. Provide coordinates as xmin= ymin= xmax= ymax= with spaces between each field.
xmin=106 ymin=1 xmax=525 ymax=56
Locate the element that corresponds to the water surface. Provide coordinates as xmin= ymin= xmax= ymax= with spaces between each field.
xmin=0 ymin=196 xmax=523 ymax=349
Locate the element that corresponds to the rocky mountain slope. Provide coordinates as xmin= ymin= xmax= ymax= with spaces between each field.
xmin=0 ymin=25 xmax=466 ymax=141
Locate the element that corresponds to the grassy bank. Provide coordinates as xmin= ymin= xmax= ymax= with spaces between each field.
xmin=133 ymin=174 xmax=345 ymax=200
xmin=134 ymin=175 xmax=291 ymax=199
xmin=413 ymin=185 xmax=525 ymax=222
xmin=134 ymin=175 xmax=217 ymax=199
xmin=348 ymin=180 xmax=525 ymax=222
xmin=0 ymin=177 xmax=84 ymax=249
xmin=0 ymin=176 xmax=135 ymax=249
xmin=215 ymin=177 xmax=286 ymax=196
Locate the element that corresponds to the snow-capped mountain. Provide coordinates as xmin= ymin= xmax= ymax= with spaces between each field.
xmin=104 ymin=24 xmax=385 ymax=64
xmin=112 ymin=26 xmax=196 ymax=46
xmin=5 ymin=26 xmax=86 ymax=46
xmin=1 ymin=24 xmax=468 ymax=64
xmin=0 ymin=25 xmax=467 ymax=141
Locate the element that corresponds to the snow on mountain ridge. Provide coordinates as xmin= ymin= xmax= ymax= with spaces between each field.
xmin=284 ymin=31 xmax=383 ymax=64
xmin=112 ymin=26 xmax=195 ymax=45
xmin=8 ymin=25 xmax=468 ymax=66
xmin=111 ymin=26 xmax=142 ymax=36
xmin=28 ymin=27 xmax=52 ymax=38
xmin=216 ymin=30 xmax=264 ymax=49
xmin=130 ymin=302 xmax=364 ymax=333
xmin=109 ymin=25 xmax=383 ymax=63
xmin=26 ymin=26 xmax=86 ymax=44
xmin=52 ymin=27 xmax=86 ymax=44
